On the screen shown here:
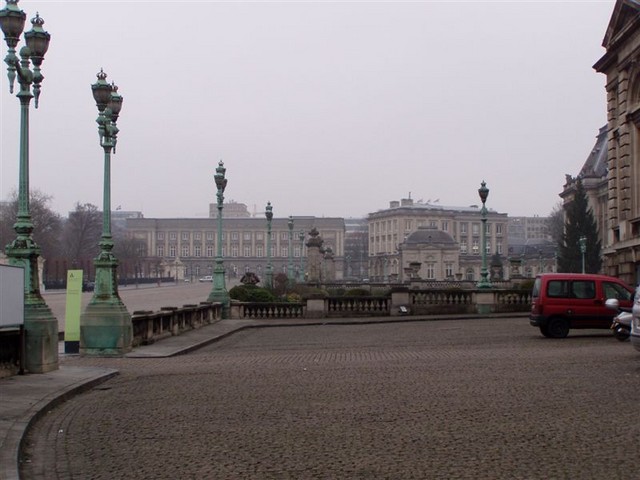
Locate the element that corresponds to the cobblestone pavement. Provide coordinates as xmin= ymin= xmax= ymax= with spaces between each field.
xmin=21 ymin=318 xmax=640 ymax=479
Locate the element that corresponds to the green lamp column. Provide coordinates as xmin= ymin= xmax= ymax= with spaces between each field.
xmin=80 ymin=69 xmax=132 ymax=356
xmin=287 ymin=216 xmax=294 ymax=283
xmin=579 ymin=235 xmax=587 ymax=274
xmin=207 ymin=161 xmax=230 ymax=317
xmin=477 ymin=180 xmax=492 ymax=289
xmin=298 ymin=230 xmax=305 ymax=282
xmin=0 ymin=2 xmax=57 ymax=372
xmin=265 ymin=202 xmax=273 ymax=289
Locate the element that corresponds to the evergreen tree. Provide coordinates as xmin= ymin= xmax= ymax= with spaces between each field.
xmin=557 ymin=178 xmax=601 ymax=273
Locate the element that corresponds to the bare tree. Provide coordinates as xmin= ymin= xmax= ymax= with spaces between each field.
xmin=0 ymin=189 xmax=63 ymax=260
xmin=60 ymin=203 xmax=102 ymax=265
xmin=547 ymin=201 xmax=564 ymax=246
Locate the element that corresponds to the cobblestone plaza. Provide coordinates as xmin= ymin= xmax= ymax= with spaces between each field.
xmin=22 ymin=318 xmax=640 ymax=479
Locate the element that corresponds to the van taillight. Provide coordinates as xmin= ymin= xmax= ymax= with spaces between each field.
xmin=531 ymin=302 xmax=542 ymax=315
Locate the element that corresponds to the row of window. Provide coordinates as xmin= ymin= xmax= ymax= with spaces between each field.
xmin=157 ymin=245 xmax=304 ymax=258
xmin=157 ymin=231 xmax=302 ymax=242
xmin=371 ymin=220 xmax=504 ymax=235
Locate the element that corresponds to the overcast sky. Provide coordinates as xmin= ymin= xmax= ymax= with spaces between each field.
xmin=0 ymin=0 xmax=616 ymax=220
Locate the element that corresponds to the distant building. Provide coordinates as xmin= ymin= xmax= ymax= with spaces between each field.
xmin=209 ymin=201 xmax=251 ymax=218
xmin=368 ymin=198 xmax=509 ymax=282
xmin=126 ymin=214 xmax=345 ymax=282
xmin=344 ymin=218 xmax=369 ymax=280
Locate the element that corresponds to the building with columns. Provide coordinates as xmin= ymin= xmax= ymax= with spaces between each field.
xmin=125 ymin=203 xmax=345 ymax=283
xmin=368 ymin=198 xmax=509 ymax=282
xmin=593 ymin=0 xmax=640 ymax=284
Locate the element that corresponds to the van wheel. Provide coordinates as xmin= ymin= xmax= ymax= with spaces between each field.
xmin=547 ymin=317 xmax=569 ymax=338
xmin=539 ymin=325 xmax=552 ymax=338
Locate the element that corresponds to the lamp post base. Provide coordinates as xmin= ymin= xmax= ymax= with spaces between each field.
xmin=6 ymin=241 xmax=59 ymax=373
xmin=207 ymin=261 xmax=229 ymax=318
xmin=80 ymin=301 xmax=132 ymax=356
xmin=24 ymin=302 xmax=59 ymax=373
xmin=80 ymin=257 xmax=132 ymax=356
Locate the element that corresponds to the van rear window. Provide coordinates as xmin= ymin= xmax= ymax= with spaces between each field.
xmin=546 ymin=280 xmax=595 ymax=299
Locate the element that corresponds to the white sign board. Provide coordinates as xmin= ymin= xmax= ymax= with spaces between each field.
xmin=0 ymin=264 xmax=24 ymax=327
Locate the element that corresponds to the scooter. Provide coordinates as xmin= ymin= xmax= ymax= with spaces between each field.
xmin=605 ymin=298 xmax=632 ymax=341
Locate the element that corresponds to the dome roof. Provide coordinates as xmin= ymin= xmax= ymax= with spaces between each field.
xmin=404 ymin=227 xmax=456 ymax=245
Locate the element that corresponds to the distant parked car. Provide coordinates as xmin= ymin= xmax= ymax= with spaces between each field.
xmin=82 ymin=281 xmax=95 ymax=292
xmin=630 ymin=287 xmax=640 ymax=352
xmin=199 ymin=275 xmax=213 ymax=282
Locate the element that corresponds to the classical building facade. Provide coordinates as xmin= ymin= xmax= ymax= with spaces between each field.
xmin=593 ymin=0 xmax=640 ymax=284
xmin=126 ymin=211 xmax=345 ymax=283
xmin=367 ymin=198 xmax=509 ymax=282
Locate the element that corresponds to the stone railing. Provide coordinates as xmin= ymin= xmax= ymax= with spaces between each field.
xmin=405 ymin=290 xmax=475 ymax=315
xmin=326 ymin=297 xmax=390 ymax=317
xmin=493 ymin=290 xmax=532 ymax=313
xmin=131 ymin=302 xmax=221 ymax=346
xmin=235 ymin=302 xmax=305 ymax=319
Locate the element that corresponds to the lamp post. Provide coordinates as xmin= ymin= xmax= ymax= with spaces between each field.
xmin=265 ymin=202 xmax=273 ymax=289
xmin=0 ymin=1 xmax=57 ymax=372
xmin=207 ymin=161 xmax=230 ymax=316
xmin=298 ymin=230 xmax=305 ymax=282
xmin=287 ymin=216 xmax=294 ymax=283
xmin=579 ymin=235 xmax=587 ymax=274
xmin=80 ymin=69 xmax=132 ymax=356
xmin=477 ymin=181 xmax=492 ymax=288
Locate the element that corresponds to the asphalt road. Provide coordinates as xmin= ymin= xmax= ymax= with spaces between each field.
xmin=20 ymin=317 xmax=640 ymax=479
xmin=43 ymin=282 xmax=219 ymax=333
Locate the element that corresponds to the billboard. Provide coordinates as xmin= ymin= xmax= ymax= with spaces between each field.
xmin=0 ymin=264 xmax=25 ymax=327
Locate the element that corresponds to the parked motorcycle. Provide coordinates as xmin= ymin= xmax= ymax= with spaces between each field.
xmin=605 ymin=298 xmax=632 ymax=341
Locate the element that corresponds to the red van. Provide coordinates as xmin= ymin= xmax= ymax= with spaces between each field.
xmin=529 ymin=273 xmax=634 ymax=338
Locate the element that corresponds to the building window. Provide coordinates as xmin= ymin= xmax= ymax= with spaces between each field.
xmin=485 ymin=241 xmax=491 ymax=254
xmin=472 ymin=238 xmax=479 ymax=254
xmin=181 ymin=245 xmax=189 ymax=257
xmin=496 ymin=224 xmax=503 ymax=235
xmin=485 ymin=223 xmax=491 ymax=235
xmin=157 ymin=245 xmax=164 ymax=257
xmin=194 ymin=232 xmax=202 ymax=240
xmin=243 ymin=232 xmax=251 ymax=241
xmin=497 ymin=241 xmax=503 ymax=255
xmin=460 ymin=223 xmax=467 ymax=234
xmin=157 ymin=232 xmax=164 ymax=240
xmin=181 ymin=232 xmax=189 ymax=241
xmin=460 ymin=240 xmax=467 ymax=254
xmin=281 ymin=232 xmax=288 ymax=240
xmin=206 ymin=245 xmax=214 ymax=257
xmin=271 ymin=245 xmax=276 ymax=257
xmin=169 ymin=245 xmax=176 ymax=257
xmin=243 ymin=245 xmax=251 ymax=257
xmin=426 ymin=263 xmax=435 ymax=279
xmin=231 ymin=232 xmax=238 ymax=240
xmin=445 ymin=263 xmax=453 ymax=278
xmin=206 ymin=232 xmax=214 ymax=241
xmin=257 ymin=245 xmax=263 ymax=257
xmin=222 ymin=246 xmax=226 ymax=257
xmin=472 ymin=224 xmax=480 ymax=235
xmin=294 ymin=246 xmax=301 ymax=257
xmin=256 ymin=232 xmax=264 ymax=240
xmin=169 ymin=232 xmax=177 ymax=241
xmin=281 ymin=246 xmax=288 ymax=257
xmin=442 ymin=221 xmax=449 ymax=232
xmin=194 ymin=245 xmax=201 ymax=257
xmin=231 ymin=245 xmax=238 ymax=257
xmin=429 ymin=220 xmax=437 ymax=228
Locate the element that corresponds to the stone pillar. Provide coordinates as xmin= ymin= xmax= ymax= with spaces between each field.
xmin=305 ymin=227 xmax=324 ymax=284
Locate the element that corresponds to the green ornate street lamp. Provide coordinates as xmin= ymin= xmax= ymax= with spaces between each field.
xmin=80 ymin=69 xmax=132 ymax=356
xmin=579 ymin=235 xmax=587 ymax=274
xmin=287 ymin=216 xmax=294 ymax=283
xmin=298 ymin=230 xmax=305 ymax=282
xmin=477 ymin=180 xmax=492 ymax=289
xmin=207 ymin=161 xmax=230 ymax=316
xmin=265 ymin=202 xmax=273 ymax=289
xmin=1 ymin=1 xmax=57 ymax=372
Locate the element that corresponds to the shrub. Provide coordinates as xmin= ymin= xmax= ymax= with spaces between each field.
xmin=229 ymin=285 xmax=275 ymax=302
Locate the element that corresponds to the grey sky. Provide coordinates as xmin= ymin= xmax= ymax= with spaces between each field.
xmin=0 ymin=0 xmax=615 ymax=220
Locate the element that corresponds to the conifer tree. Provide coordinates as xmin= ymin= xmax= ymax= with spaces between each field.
xmin=557 ymin=178 xmax=601 ymax=273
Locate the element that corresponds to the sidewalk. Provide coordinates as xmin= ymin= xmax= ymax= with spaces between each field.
xmin=0 ymin=313 xmax=526 ymax=479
